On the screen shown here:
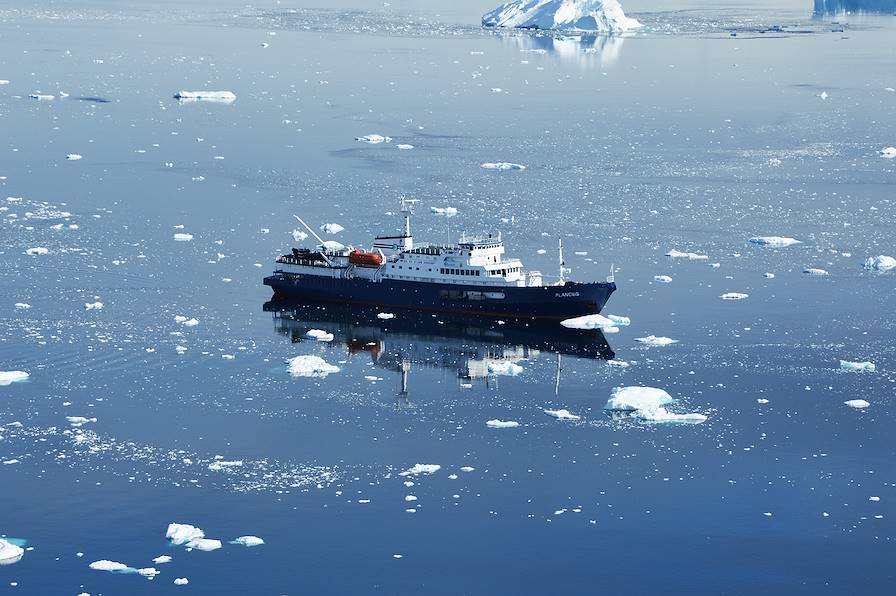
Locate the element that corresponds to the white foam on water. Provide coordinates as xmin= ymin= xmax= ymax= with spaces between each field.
xmin=287 ymin=355 xmax=340 ymax=377
xmin=486 ymin=419 xmax=520 ymax=428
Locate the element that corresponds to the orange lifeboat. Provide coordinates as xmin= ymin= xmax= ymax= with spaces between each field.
xmin=349 ymin=249 xmax=383 ymax=268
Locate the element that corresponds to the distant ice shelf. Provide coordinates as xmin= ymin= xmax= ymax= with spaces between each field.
xmin=482 ymin=0 xmax=643 ymax=33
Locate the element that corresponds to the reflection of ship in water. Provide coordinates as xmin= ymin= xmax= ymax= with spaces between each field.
xmin=265 ymin=301 xmax=614 ymax=404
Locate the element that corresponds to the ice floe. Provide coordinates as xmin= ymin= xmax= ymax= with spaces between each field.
xmin=487 ymin=361 xmax=523 ymax=376
xmin=287 ymin=355 xmax=340 ymax=377
xmin=482 ymin=0 xmax=643 ymax=33
xmin=355 ymin=134 xmax=392 ymax=144
xmin=152 ymin=555 xmax=172 ymax=564
xmin=635 ymin=335 xmax=678 ymax=347
xmin=66 ymin=416 xmax=97 ymax=427
xmin=186 ymin=538 xmax=221 ymax=551
xmin=89 ymin=560 xmax=133 ymax=573
xmin=399 ymin=464 xmax=441 ymax=476
xmin=232 ymin=536 xmax=264 ymax=547
xmin=397 ymin=144 xmax=414 ymax=150
xmin=720 ymin=293 xmax=749 ymax=300
xmin=481 ymin=162 xmax=526 ymax=170
xmin=173 ymin=233 xmax=193 ymax=241
xmin=84 ymin=301 xmax=104 ymax=310
xmin=749 ymin=236 xmax=801 ymax=247
xmin=166 ymin=523 xmax=204 ymax=545
xmin=666 ymin=249 xmax=708 ymax=260
xmin=840 ymin=360 xmax=875 ymax=372
xmin=174 ymin=578 xmax=189 ymax=585
xmin=431 ymin=206 xmax=458 ymax=216
xmin=25 ymin=247 xmax=49 ymax=255
xmin=66 ymin=154 xmax=83 ymax=161
xmin=543 ymin=408 xmax=581 ymax=421
xmin=654 ymin=275 xmax=672 ymax=283
xmin=803 ymin=268 xmax=828 ymax=276
xmin=844 ymin=399 xmax=870 ymax=409
xmin=0 ymin=539 xmax=24 ymax=565
xmin=29 ymin=93 xmax=54 ymax=100
xmin=377 ymin=312 xmax=395 ymax=319
xmin=137 ymin=567 xmax=160 ymax=579
xmin=14 ymin=303 xmax=31 ymax=309
xmin=863 ymin=255 xmax=896 ymax=271
xmin=292 ymin=229 xmax=308 ymax=242
xmin=320 ymin=223 xmax=344 ymax=235
xmin=605 ymin=386 xmax=706 ymax=424
xmin=880 ymin=147 xmax=896 ymax=158
xmin=560 ymin=313 xmax=615 ymax=329
xmin=304 ymin=329 xmax=334 ymax=342
xmin=0 ymin=371 xmax=29 ymax=386
xmin=486 ymin=419 xmax=520 ymax=428
xmin=208 ymin=459 xmax=243 ymax=471
xmin=174 ymin=90 xmax=236 ymax=102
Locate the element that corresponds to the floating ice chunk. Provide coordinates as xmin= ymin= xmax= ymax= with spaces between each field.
xmin=84 ymin=301 xmax=104 ymax=310
xmin=460 ymin=466 xmax=475 ymax=472
xmin=757 ymin=398 xmax=770 ymax=404
xmin=174 ymin=90 xmax=236 ymax=102
xmin=182 ymin=318 xmax=199 ymax=327
xmin=840 ymin=360 xmax=875 ymax=372
xmin=174 ymin=578 xmax=189 ymax=585
xmin=66 ymin=154 xmax=83 ymax=161
xmin=749 ymin=236 xmax=801 ymax=247
xmin=870 ymin=496 xmax=881 ymax=502
xmin=25 ymin=247 xmax=49 ymax=255
xmin=304 ymin=329 xmax=334 ymax=342
xmin=844 ymin=399 xmax=870 ymax=409
xmin=486 ymin=419 xmax=520 ymax=428
xmin=320 ymin=240 xmax=345 ymax=251
xmin=320 ymin=223 xmax=344 ymax=235
xmin=377 ymin=312 xmax=395 ymax=320
xmin=880 ymin=147 xmax=896 ymax=158
xmin=292 ymin=229 xmax=308 ymax=242
xmin=803 ymin=268 xmax=828 ymax=276
xmin=481 ymin=162 xmax=526 ymax=170
xmin=604 ymin=386 xmax=673 ymax=411
xmin=186 ymin=538 xmax=222 ymax=551
xmin=208 ymin=460 xmax=243 ymax=471
xmin=635 ymin=335 xmax=678 ymax=347
xmin=653 ymin=275 xmax=672 ymax=283
xmin=0 ymin=80 xmax=8 ymax=85
xmin=488 ymin=361 xmax=523 ymax=376
xmin=397 ymin=144 xmax=414 ymax=150
xmin=137 ymin=567 xmax=159 ymax=579
xmin=232 ymin=536 xmax=264 ymax=547
xmin=665 ymin=249 xmax=708 ymax=260
xmin=355 ymin=134 xmax=392 ymax=144
xmin=560 ymin=313 xmax=615 ymax=329
xmin=606 ymin=314 xmax=630 ymax=326
xmin=431 ymin=206 xmax=458 ymax=216
xmin=173 ymin=233 xmax=193 ymax=241
xmin=29 ymin=93 xmax=54 ymax=100
xmin=89 ymin=560 xmax=133 ymax=573
xmin=639 ymin=408 xmax=707 ymax=424
xmin=287 ymin=355 xmax=340 ymax=377
xmin=720 ymin=293 xmax=748 ymax=300
xmin=0 ymin=371 xmax=29 ymax=386
xmin=863 ymin=255 xmax=896 ymax=271
xmin=764 ymin=273 xmax=775 ymax=279
xmin=544 ymin=408 xmax=581 ymax=421
xmin=399 ymin=464 xmax=441 ymax=476
xmin=482 ymin=0 xmax=643 ymax=33
xmin=14 ymin=303 xmax=31 ymax=309
xmin=166 ymin=523 xmax=204 ymax=546
xmin=607 ymin=359 xmax=629 ymax=367
xmin=66 ymin=416 xmax=97 ymax=427
xmin=152 ymin=555 xmax=172 ymax=564
xmin=0 ymin=539 xmax=24 ymax=564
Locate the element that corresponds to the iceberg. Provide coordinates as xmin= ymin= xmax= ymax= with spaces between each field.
xmin=604 ymin=386 xmax=673 ymax=411
xmin=377 ymin=312 xmax=395 ymax=319
xmin=803 ymin=268 xmax=828 ymax=276
xmin=863 ymin=255 xmax=896 ymax=271
xmin=666 ymin=249 xmax=708 ymax=260
xmin=720 ymin=292 xmax=749 ymax=300
xmin=543 ymin=408 xmax=581 ymax=420
xmin=0 ymin=539 xmax=24 ymax=565
xmin=232 ymin=536 xmax=264 ymax=547
xmin=152 ymin=555 xmax=172 ymax=564
xmin=292 ymin=229 xmax=308 ymax=242
xmin=166 ymin=523 xmax=204 ymax=546
xmin=482 ymin=0 xmax=642 ymax=33
xmin=287 ymin=355 xmax=340 ymax=377
xmin=174 ymin=91 xmax=236 ymax=103
xmin=844 ymin=399 xmax=870 ymax=409
xmin=175 ymin=578 xmax=189 ymax=585
xmin=399 ymin=463 xmax=441 ymax=476
xmin=749 ymin=236 xmax=801 ymax=247
xmin=881 ymin=147 xmax=896 ymax=158
xmin=635 ymin=335 xmax=678 ymax=347
xmin=320 ymin=223 xmax=344 ymax=235
xmin=186 ymin=538 xmax=221 ymax=551
xmin=560 ymin=313 xmax=615 ymax=329
xmin=840 ymin=360 xmax=875 ymax=372
xmin=89 ymin=560 xmax=134 ymax=573
xmin=25 ymin=247 xmax=49 ymax=255
xmin=486 ymin=419 xmax=520 ymax=428
xmin=355 ymin=134 xmax=391 ymax=144
xmin=431 ymin=206 xmax=458 ymax=216
xmin=0 ymin=371 xmax=29 ymax=386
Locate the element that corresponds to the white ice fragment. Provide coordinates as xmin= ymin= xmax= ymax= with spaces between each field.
xmin=840 ymin=360 xmax=875 ymax=373
xmin=665 ymin=249 xmax=708 ymax=260
xmin=486 ymin=419 xmax=520 ymax=428
xmin=653 ymin=275 xmax=672 ymax=283
xmin=635 ymin=335 xmax=678 ymax=347
xmin=137 ymin=567 xmax=159 ymax=579
xmin=166 ymin=523 xmax=204 ymax=545
xmin=404 ymin=495 xmax=418 ymax=502
xmin=185 ymin=539 xmax=221 ymax=551
xmin=844 ymin=399 xmax=870 ymax=409
xmin=399 ymin=464 xmax=441 ymax=476
xmin=173 ymin=233 xmax=193 ymax=241
xmin=292 ymin=229 xmax=308 ymax=242
xmin=66 ymin=154 xmax=83 ymax=161
xmin=0 ymin=371 xmax=29 ymax=386
xmin=749 ymin=236 xmax=801 ymax=247
xmin=377 ymin=312 xmax=395 ymax=320
xmin=481 ymin=162 xmax=526 ymax=170
xmin=182 ymin=318 xmax=199 ymax=327
xmin=66 ymin=416 xmax=97 ymax=427
xmin=304 ymin=329 xmax=334 ymax=342
xmin=482 ymin=0 xmax=643 ymax=33
xmin=543 ymin=408 xmax=581 ymax=421
xmin=84 ymin=301 xmax=104 ymax=310
xmin=764 ymin=273 xmax=775 ymax=279
xmin=863 ymin=255 xmax=896 ymax=271
xmin=174 ymin=578 xmax=189 ymax=585
xmin=606 ymin=314 xmax=630 ymax=326
xmin=560 ymin=313 xmax=615 ymax=329
xmin=232 ymin=536 xmax=264 ymax=547
xmin=89 ymin=560 xmax=132 ymax=572
xmin=487 ymin=361 xmax=523 ymax=376
xmin=29 ymin=93 xmax=54 ymax=100
xmin=355 ymin=134 xmax=392 ymax=144
xmin=607 ymin=359 xmax=629 ymax=367
xmin=460 ymin=466 xmax=475 ymax=472
xmin=320 ymin=223 xmax=344 ymax=235
xmin=25 ymin=247 xmax=49 ymax=255
xmin=803 ymin=268 xmax=828 ymax=276
xmin=14 ymin=303 xmax=31 ymax=309
xmin=638 ymin=409 xmax=707 ymax=424
xmin=397 ymin=144 xmax=414 ymax=150
xmin=208 ymin=460 xmax=243 ymax=471
xmin=152 ymin=555 xmax=172 ymax=564
xmin=720 ymin=293 xmax=748 ymax=300
xmin=174 ymin=90 xmax=236 ymax=102
xmin=0 ymin=539 xmax=24 ymax=564
xmin=320 ymin=240 xmax=345 ymax=251
xmin=287 ymin=355 xmax=340 ymax=377
xmin=431 ymin=206 xmax=458 ymax=216
xmin=757 ymin=398 xmax=770 ymax=404
xmin=870 ymin=496 xmax=881 ymax=502
xmin=605 ymin=386 xmax=673 ymax=411
xmin=880 ymin=147 xmax=896 ymax=158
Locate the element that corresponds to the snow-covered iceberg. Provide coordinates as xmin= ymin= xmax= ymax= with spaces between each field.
xmin=0 ymin=371 xmax=30 ymax=386
xmin=287 ymin=355 xmax=340 ymax=377
xmin=605 ymin=386 xmax=707 ymax=424
xmin=0 ymin=539 xmax=24 ymax=565
xmin=863 ymin=255 xmax=896 ymax=271
xmin=482 ymin=0 xmax=642 ymax=33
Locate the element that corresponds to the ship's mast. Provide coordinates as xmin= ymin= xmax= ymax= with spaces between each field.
xmin=558 ymin=238 xmax=567 ymax=284
xmin=399 ymin=197 xmax=417 ymax=251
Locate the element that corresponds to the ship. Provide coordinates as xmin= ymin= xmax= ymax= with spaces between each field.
xmin=263 ymin=199 xmax=616 ymax=320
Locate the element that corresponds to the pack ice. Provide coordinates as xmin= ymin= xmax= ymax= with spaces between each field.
xmin=482 ymin=0 xmax=643 ymax=33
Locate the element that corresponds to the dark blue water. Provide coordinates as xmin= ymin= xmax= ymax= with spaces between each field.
xmin=1 ymin=0 xmax=894 ymax=593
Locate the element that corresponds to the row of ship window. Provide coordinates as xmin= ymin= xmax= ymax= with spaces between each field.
xmin=391 ymin=265 xmax=520 ymax=277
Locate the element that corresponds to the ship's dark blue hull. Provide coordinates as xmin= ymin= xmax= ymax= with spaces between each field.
xmin=263 ymin=273 xmax=615 ymax=320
